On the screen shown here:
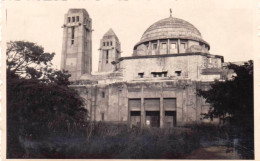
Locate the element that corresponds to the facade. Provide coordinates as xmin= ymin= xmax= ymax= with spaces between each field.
xmin=61 ymin=8 xmax=226 ymax=128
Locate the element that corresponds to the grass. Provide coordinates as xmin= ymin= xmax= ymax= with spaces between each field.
xmin=16 ymin=122 xmax=201 ymax=159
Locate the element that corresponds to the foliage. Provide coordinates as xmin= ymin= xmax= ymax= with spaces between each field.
xmin=197 ymin=60 xmax=254 ymax=159
xmin=16 ymin=122 xmax=200 ymax=159
xmin=198 ymin=61 xmax=253 ymax=122
xmin=7 ymin=41 xmax=87 ymax=158
xmin=7 ymin=41 xmax=71 ymax=85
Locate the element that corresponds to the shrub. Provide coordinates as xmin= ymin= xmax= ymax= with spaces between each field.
xmin=17 ymin=122 xmax=201 ymax=159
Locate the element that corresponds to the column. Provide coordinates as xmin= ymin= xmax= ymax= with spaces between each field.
xmin=196 ymin=82 xmax=202 ymax=123
xmin=148 ymin=41 xmax=151 ymax=55
xmin=177 ymin=39 xmax=181 ymax=54
xmin=167 ymin=39 xmax=170 ymax=54
xmin=127 ymin=85 xmax=131 ymax=126
xmin=157 ymin=40 xmax=160 ymax=55
xmin=141 ymin=85 xmax=145 ymax=128
xmin=160 ymin=83 xmax=164 ymax=128
xmin=89 ymin=86 xmax=93 ymax=121
xmin=94 ymin=86 xmax=97 ymax=122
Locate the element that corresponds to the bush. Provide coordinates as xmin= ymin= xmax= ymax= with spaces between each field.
xmin=17 ymin=122 xmax=201 ymax=159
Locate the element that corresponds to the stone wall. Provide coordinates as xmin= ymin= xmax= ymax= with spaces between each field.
xmin=119 ymin=53 xmax=223 ymax=82
xmin=71 ymin=80 xmax=217 ymax=127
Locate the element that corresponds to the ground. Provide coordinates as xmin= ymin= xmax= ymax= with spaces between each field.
xmin=186 ymin=145 xmax=240 ymax=159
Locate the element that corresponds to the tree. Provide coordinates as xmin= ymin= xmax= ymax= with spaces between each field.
xmin=7 ymin=41 xmax=87 ymax=158
xmin=7 ymin=41 xmax=71 ymax=85
xmin=197 ymin=60 xmax=254 ymax=159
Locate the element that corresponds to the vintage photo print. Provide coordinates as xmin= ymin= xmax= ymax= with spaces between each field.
xmin=1 ymin=0 xmax=259 ymax=160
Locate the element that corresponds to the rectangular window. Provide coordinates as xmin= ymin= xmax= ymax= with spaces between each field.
xmin=102 ymin=91 xmax=105 ymax=98
xmin=68 ymin=17 xmax=71 ymax=23
xmin=144 ymin=98 xmax=160 ymax=111
xmin=161 ymin=43 xmax=167 ymax=49
xmin=151 ymin=72 xmax=167 ymax=78
xmin=107 ymin=42 xmax=109 ymax=46
xmin=129 ymin=99 xmax=141 ymax=111
xmin=71 ymin=27 xmax=75 ymax=39
xmin=76 ymin=16 xmax=79 ymax=22
xmin=163 ymin=98 xmax=177 ymax=109
xmin=72 ymin=17 xmax=75 ymax=22
xmin=163 ymin=72 xmax=167 ymax=77
xmin=71 ymin=27 xmax=75 ymax=45
xmin=101 ymin=112 xmax=105 ymax=121
xmin=152 ymin=43 xmax=157 ymax=50
xmin=103 ymin=42 xmax=106 ymax=46
xmin=181 ymin=43 xmax=186 ymax=49
xmin=175 ymin=71 xmax=181 ymax=76
xmin=152 ymin=72 xmax=157 ymax=77
xmin=106 ymin=50 xmax=109 ymax=64
xmin=110 ymin=41 xmax=113 ymax=46
xmin=170 ymin=43 xmax=176 ymax=49
xmin=138 ymin=73 xmax=144 ymax=78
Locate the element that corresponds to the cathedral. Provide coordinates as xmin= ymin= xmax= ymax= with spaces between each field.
xmin=61 ymin=8 xmax=226 ymax=128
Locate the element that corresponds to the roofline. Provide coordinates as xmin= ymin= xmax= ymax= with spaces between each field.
xmin=142 ymin=17 xmax=202 ymax=38
xmin=68 ymin=8 xmax=89 ymax=16
xmin=118 ymin=52 xmax=224 ymax=62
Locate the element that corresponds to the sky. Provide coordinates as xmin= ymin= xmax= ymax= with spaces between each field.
xmin=3 ymin=0 xmax=259 ymax=72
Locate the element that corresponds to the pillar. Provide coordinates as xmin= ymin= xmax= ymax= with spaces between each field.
xmin=157 ymin=40 xmax=160 ymax=55
xmin=141 ymin=85 xmax=145 ymax=128
xmin=89 ymin=86 xmax=93 ymax=121
xmin=167 ymin=39 xmax=170 ymax=54
xmin=160 ymin=83 xmax=164 ymax=128
xmin=177 ymin=39 xmax=181 ymax=54
xmin=148 ymin=41 xmax=151 ymax=55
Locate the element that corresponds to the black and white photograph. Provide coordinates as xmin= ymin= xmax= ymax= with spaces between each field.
xmin=2 ymin=0 xmax=258 ymax=159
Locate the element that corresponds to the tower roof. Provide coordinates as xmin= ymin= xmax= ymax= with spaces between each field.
xmin=68 ymin=8 xmax=89 ymax=16
xmin=103 ymin=28 xmax=119 ymax=40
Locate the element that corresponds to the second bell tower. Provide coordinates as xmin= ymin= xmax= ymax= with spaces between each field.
xmin=98 ymin=28 xmax=121 ymax=72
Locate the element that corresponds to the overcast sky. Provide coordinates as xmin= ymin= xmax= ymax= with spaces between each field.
xmin=3 ymin=0 xmax=258 ymax=72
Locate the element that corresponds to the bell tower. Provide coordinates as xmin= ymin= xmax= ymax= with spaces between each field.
xmin=61 ymin=9 xmax=92 ymax=81
xmin=98 ymin=28 xmax=121 ymax=72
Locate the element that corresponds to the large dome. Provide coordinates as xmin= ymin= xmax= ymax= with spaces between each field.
xmin=134 ymin=16 xmax=209 ymax=48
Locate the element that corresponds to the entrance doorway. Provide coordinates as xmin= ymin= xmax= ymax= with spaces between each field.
xmin=164 ymin=111 xmax=176 ymax=128
xmin=130 ymin=111 xmax=141 ymax=128
xmin=145 ymin=111 xmax=160 ymax=127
